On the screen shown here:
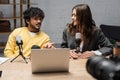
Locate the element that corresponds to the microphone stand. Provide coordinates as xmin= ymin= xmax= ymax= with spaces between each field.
xmin=10 ymin=41 xmax=28 ymax=64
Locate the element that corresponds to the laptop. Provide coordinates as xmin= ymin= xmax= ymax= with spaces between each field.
xmin=31 ymin=48 xmax=70 ymax=73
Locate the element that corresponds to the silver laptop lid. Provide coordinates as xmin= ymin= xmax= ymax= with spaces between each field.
xmin=31 ymin=48 xmax=70 ymax=73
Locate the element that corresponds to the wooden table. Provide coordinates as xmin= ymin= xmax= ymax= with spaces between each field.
xmin=0 ymin=58 xmax=94 ymax=80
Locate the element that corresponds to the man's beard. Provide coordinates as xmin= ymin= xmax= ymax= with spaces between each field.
xmin=30 ymin=24 xmax=41 ymax=32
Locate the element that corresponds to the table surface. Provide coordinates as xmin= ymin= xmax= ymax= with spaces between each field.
xmin=0 ymin=57 xmax=94 ymax=80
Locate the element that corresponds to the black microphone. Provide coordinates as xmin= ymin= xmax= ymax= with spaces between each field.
xmin=0 ymin=70 xmax=2 ymax=77
xmin=16 ymin=36 xmax=23 ymax=54
xmin=31 ymin=45 xmax=40 ymax=49
xmin=75 ymin=32 xmax=81 ymax=53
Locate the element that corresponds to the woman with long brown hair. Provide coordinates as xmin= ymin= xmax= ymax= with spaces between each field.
xmin=61 ymin=4 xmax=113 ymax=59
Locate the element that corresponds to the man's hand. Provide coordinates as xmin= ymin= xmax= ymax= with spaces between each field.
xmin=43 ymin=42 xmax=55 ymax=48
